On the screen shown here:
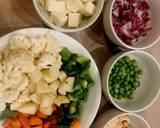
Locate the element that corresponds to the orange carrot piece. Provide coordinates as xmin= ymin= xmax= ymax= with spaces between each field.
xmin=36 ymin=112 xmax=48 ymax=119
xmin=50 ymin=117 xmax=58 ymax=125
xmin=32 ymin=126 xmax=43 ymax=128
xmin=19 ymin=115 xmax=31 ymax=128
xmin=71 ymin=118 xmax=80 ymax=128
xmin=10 ymin=118 xmax=22 ymax=128
xmin=29 ymin=117 xmax=43 ymax=126
xmin=3 ymin=119 xmax=12 ymax=128
xmin=43 ymin=122 xmax=51 ymax=128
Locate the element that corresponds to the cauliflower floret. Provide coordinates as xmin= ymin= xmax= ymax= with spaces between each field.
xmin=28 ymin=68 xmax=43 ymax=83
xmin=39 ymin=105 xmax=53 ymax=116
xmin=54 ymin=95 xmax=70 ymax=106
xmin=58 ymin=71 xmax=67 ymax=82
xmin=42 ymin=67 xmax=61 ymax=83
xmin=9 ymin=34 xmax=31 ymax=50
xmin=45 ymin=33 xmax=62 ymax=53
xmin=17 ymin=102 xmax=38 ymax=115
xmin=58 ymin=77 xmax=75 ymax=95
xmin=0 ymin=93 xmax=6 ymax=111
xmin=30 ymin=35 xmax=46 ymax=54
xmin=2 ymin=89 xmax=20 ymax=103
xmin=30 ymin=93 xmax=42 ymax=105
xmin=41 ymin=94 xmax=55 ymax=107
xmin=36 ymin=80 xmax=50 ymax=93
xmin=49 ymin=80 xmax=60 ymax=95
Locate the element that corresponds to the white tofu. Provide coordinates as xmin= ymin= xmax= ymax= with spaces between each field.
xmin=51 ymin=12 xmax=68 ymax=27
xmin=45 ymin=0 xmax=66 ymax=13
xmin=66 ymin=0 xmax=83 ymax=12
xmin=68 ymin=13 xmax=82 ymax=27
xmin=80 ymin=2 xmax=96 ymax=17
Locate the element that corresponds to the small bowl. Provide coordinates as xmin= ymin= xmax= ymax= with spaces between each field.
xmin=102 ymin=50 xmax=160 ymax=113
xmin=103 ymin=0 xmax=160 ymax=50
xmin=92 ymin=109 xmax=150 ymax=128
xmin=32 ymin=0 xmax=104 ymax=33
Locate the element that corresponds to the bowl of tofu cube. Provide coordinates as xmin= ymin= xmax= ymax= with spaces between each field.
xmin=32 ymin=0 xmax=104 ymax=32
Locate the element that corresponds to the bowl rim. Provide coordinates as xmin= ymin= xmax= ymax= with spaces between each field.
xmin=106 ymin=50 xmax=160 ymax=113
xmin=108 ymin=0 xmax=160 ymax=50
xmin=104 ymin=112 xmax=151 ymax=128
xmin=32 ymin=0 xmax=104 ymax=33
xmin=0 ymin=27 xmax=102 ymax=128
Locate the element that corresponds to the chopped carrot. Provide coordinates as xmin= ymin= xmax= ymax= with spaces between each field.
xmin=29 ymin=117 xmax=43 ymax=126
xmin=19 ymin=114 xmax=31 ymax=128
xmin=32 ymin=126 xmax=43 ymax=128
xmin=43 ymin=122 xmax=51 ymax=128
xmin=50 ymin=117 xmax=58 ymax=125
xmin=71 ymin=118 xmax=80 ymax=128
xmin=10 ymin=118 xmax=22 ymax=128
xmin=3 ymin=119 xmax=12 ymax=128
xmin=36 ymin=112 xmax=48 ymax=119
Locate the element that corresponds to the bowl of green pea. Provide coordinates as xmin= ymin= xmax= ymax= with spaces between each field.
xmin=102 ymin=50 xmax=160 ymax=113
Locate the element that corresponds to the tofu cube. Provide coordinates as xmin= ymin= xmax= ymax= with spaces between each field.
xmin=80 ymin=2 xmax=96 ymax=17
xmin=51 ymin=13 xmax=68 ymax=27
xmin=45 ymin=0 xmax=66 ymax=13
xmin=68 ymin=13 xmax=82 ymax=27
xmin=66 ymin=0 xmax=83 ymax=12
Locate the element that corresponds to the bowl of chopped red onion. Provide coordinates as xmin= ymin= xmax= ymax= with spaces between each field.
xmin=103 ymin=0 xmax=160 ymax=50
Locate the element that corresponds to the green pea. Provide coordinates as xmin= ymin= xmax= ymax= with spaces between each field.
xmin=125 ymin=86 xmax=130 ymax=91
xmin=113 ymin=94 xmax=118 ymax=98
xmin=120 ymin=88 xmax=124 ymax=95
xmin=114 ymin=88 xmax=119 ymax=94
xmin=130 ymin=71 xmax=134 ymax=75
xmin=118 ymin=95 xmax=123 ymax=100
xmin=114 ymin=84 xmax=120 ymax=89
xmin=133 ymin=81 xmax=140 ymax=87
xmin=124 ymin=81 xmax=128 ymax=86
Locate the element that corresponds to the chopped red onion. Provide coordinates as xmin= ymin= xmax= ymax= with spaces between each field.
xmin=112 ymin=0 xmax=151 ymax=44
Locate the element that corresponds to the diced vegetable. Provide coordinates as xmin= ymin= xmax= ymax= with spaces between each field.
xmin=0 ymin=107 xmax=17 ymax=120
xmin=71 ymin=118 xmax=80 ymax=128
xmin=61 ymin=48 xmax=72 ymax=61
xmin=29 ymin=117 xmax=43 ymax=126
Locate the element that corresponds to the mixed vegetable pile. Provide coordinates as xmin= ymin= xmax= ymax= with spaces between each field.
xmin=109 ymin=56 xmax=142 ymax=100
xmin=0 ymin=47 xmax=94 ymax=128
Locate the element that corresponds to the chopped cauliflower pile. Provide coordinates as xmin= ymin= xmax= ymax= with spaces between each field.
xmin=0 ymin=33 xmax=75 ymax=115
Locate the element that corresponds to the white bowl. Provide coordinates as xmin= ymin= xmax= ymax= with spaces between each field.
xmin=32 ymin=0 xmax=104 ymax=33
xmin=0 ymin=28 xmax=101 ymax=128
xmin=92 ymin=109 xmax=150 ymax=128
xmin=103 ymin=0 xmax=160 ymax=50
xmin=102 ymin=50 xmax=160 ymax=113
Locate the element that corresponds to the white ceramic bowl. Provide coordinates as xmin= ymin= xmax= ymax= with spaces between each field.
xmin=0 ymin=28 xmax=101 ymax=128
xmin=92 ymin=109 xmax=150 ymax=128
xmin=103 ymin=0 xmax=160 ymax=50
xmin=32 ymin=0 xmax=104 ymax=33
xmin=102 ymin=50 xmax=160 ymax=113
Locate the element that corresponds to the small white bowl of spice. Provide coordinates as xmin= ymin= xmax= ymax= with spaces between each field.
xmin=92 ymin=109 xmax=150 ymax=128
xmin=33 ymin=0 xmax=104 ymax=32
xmin=103 ymin=0 xmax=160 ymax=50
